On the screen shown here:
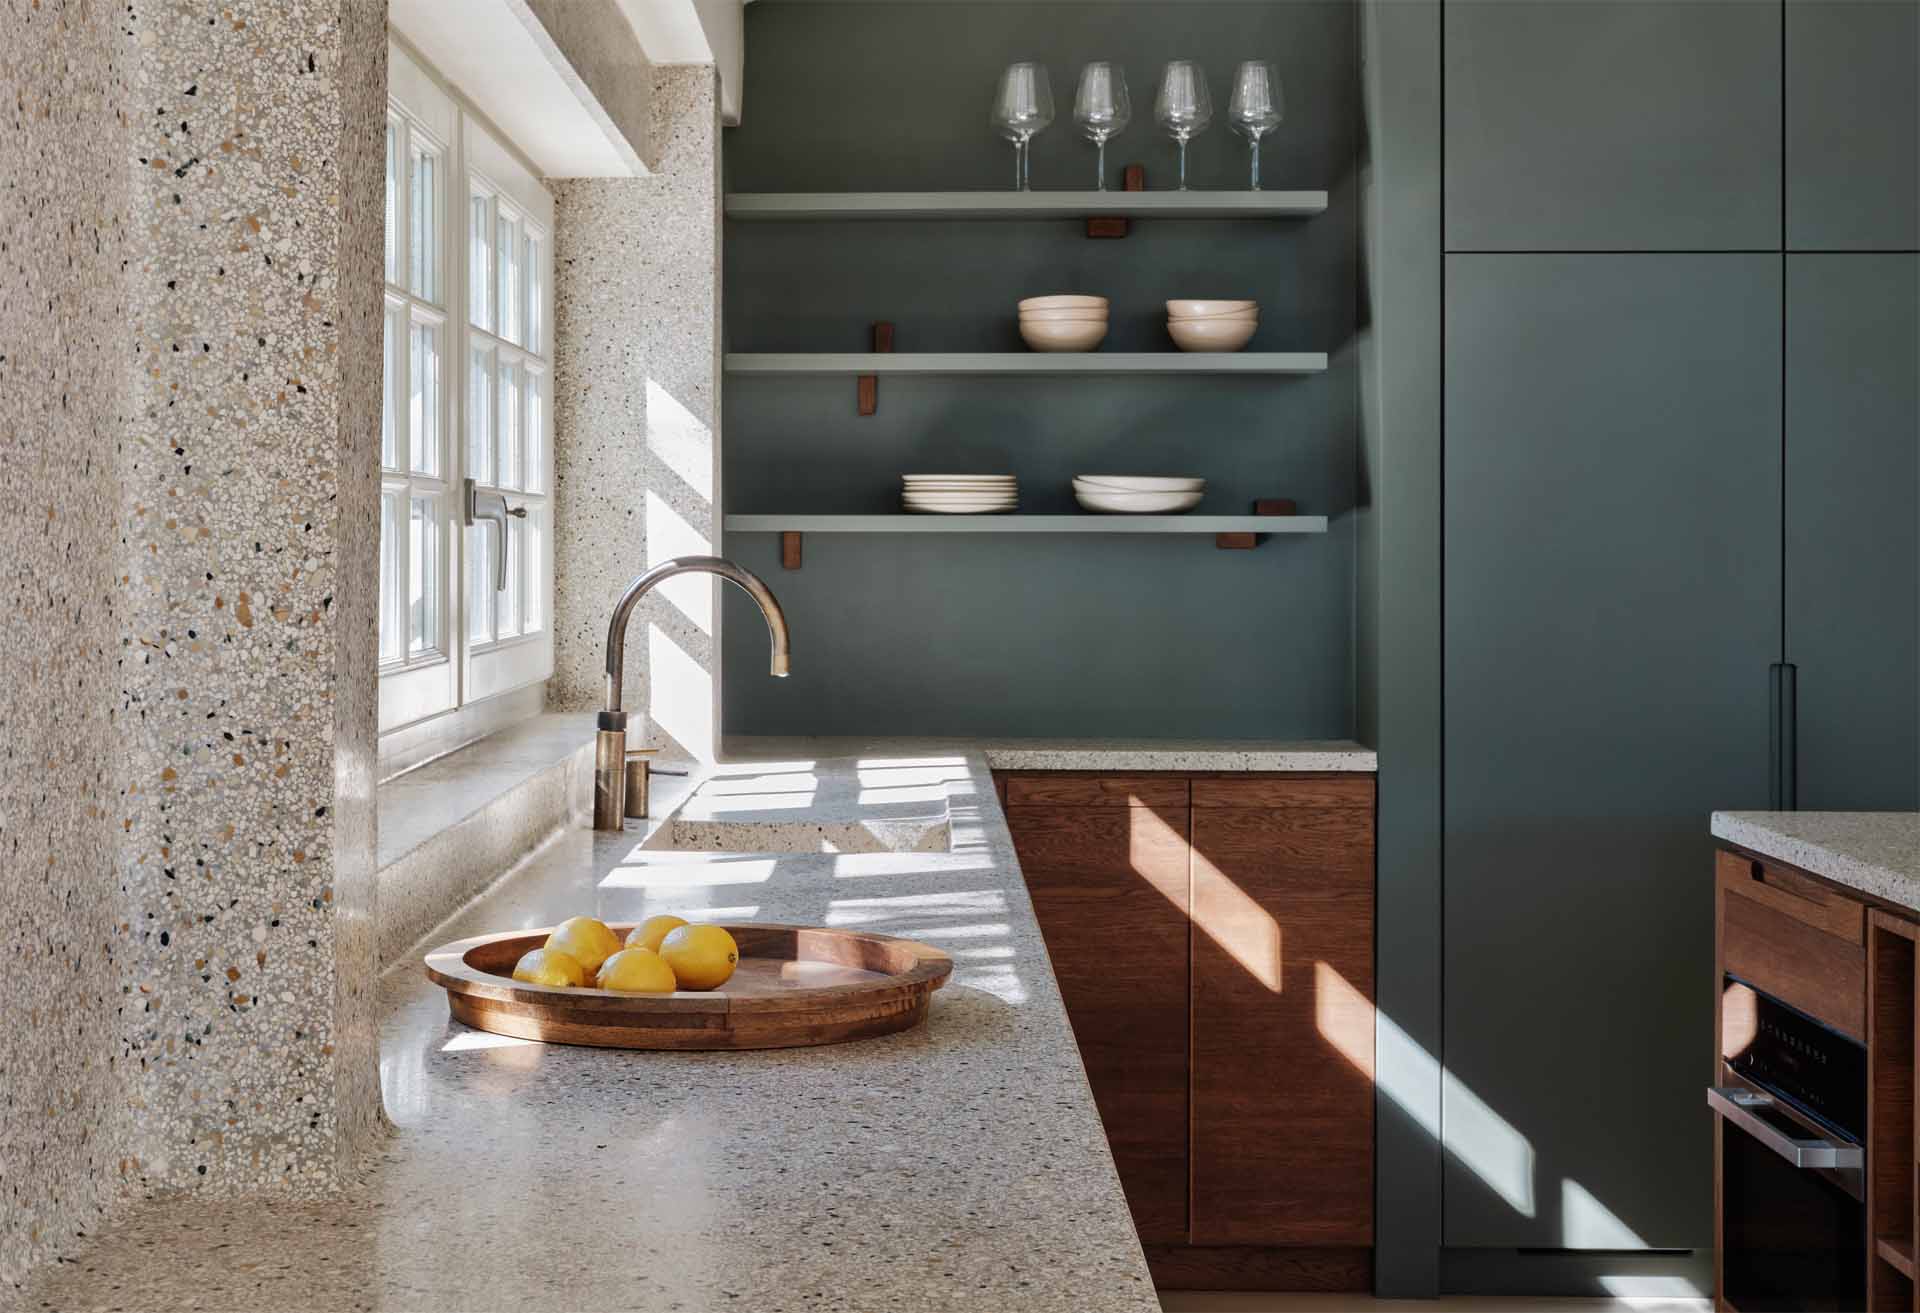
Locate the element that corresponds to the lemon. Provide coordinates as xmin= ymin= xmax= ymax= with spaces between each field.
xmin=511 ymin=947 xmax=586 ymax=988
xmin=595 ymin=947 xmax=679 ymax=994
xmin=659 ymin=924 xmax=738 ymax=990
xmin=545 ymin=916 xmax=621 ymax=975
xmin=625 ymin=914 xmax=689 ymax=954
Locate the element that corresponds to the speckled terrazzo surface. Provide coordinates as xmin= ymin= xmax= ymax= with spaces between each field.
xmin=0 ymin=0 xmax=386 ymax=1289
xmin=550 ymin=65 xmax=724 ymax=763
xmin=21 ymin=748 xmax=1159 ymax=1312
xmin=1714 ymin=811 xmax=1920 ymax=912
xmin=727 ymin=734 xmax=1379 ymax=774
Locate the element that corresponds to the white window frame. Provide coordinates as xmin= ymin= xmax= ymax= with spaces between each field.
xmin=379 ymin=38 xmax=554 ymax=737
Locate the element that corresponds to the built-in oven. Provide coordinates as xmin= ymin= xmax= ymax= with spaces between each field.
xmin=1710 ymin=975 xmax=1867 ymax=1312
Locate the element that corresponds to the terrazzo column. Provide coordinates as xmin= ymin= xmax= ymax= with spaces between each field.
xmin=549 ymin=65 xmax=724 ymax=762
xmin=0 ymin=0 xmax=387 ymax=1286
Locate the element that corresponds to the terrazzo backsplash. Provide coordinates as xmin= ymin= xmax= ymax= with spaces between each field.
xmin=0 ymin=0 xmax=387 ymax=1288
xmin=549 ymin=65 xmax=724 ymax=761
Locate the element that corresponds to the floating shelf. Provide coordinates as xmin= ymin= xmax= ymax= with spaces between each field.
xmin=725 ymin=191 xmax=1329 ymax=221
xmin=725 ymin=352 xmax=1328 ymax=376
xmin=725 ymin=514 xmax=1328 ymax=536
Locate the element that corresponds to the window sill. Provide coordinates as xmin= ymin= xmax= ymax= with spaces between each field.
xmin=376 ymin=712 xmax=593 ymax=965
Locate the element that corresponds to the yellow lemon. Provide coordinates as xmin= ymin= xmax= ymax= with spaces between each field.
xmin=659 ymin=924 xmax=738 ymax=991
xmin=545 ymin=916 xmax=621 ymax=975
xmin=510 ymin=947 xmax=585 ymax=988
xmin=595 ymin=947 xmax=679 ymax=994
xmin=625 ymin=914 xmax=689 ymax=954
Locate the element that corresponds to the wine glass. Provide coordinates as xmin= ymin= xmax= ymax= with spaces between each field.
xmin=1073 ymin=62 xmax=1131 ymax=191
xmin=1228 ymin=61 xmax=1284 ymax=190
xmin=1155 ymin=60 xmax=1212 ymax=191
xmin=990 ymin=62 xmax=1054 ymax=192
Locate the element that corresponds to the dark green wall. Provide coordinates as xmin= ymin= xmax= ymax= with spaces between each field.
xmin=720 ymin=0 xmax=1362 ymax=738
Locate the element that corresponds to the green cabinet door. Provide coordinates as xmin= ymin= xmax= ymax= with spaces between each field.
xmin=1787 ymin=1 xmax=1920 ymax=250
xmin=1786 ymin=255 xmax=1920 ymax=808
xmin=1444 ymin=255 xmax=1782 ymax=1249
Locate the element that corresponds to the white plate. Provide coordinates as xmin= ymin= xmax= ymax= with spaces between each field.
xmin=904 ymin=498 xmax=1019 ymax=509
xmin=1073 ymin=489 xmax=1204 ymax=514
xmin=903 ymin=502 xmax=1017 ymax=515
xmin=901 ymin=479 xmax=1017 ymax=488
xmin=902 ymin=474 xmax=1016 ymax=482
xmin=1073 ymin=475 xmax=1206 ymax=493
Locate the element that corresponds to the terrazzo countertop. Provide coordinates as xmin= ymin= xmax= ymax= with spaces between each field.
xmin=726 ymin=733 xmax=1378 ymax=773
xmin=22 ymin=745 xmax=1159 ymax=1313
xmin=1713 ymin=810 xmax=1920 ymax=912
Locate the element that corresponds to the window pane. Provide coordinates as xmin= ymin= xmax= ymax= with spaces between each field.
xmin=525 ymin=232 xmax=543 ymax=353
xmin=468 ymin=194 xmax=491 ymax=331
xmin=500 ymin=517 xmax=522 ymax=638
xmin=384 ymin=120 xmax=400 ymax=285
xmin=380 ymin=308 xmax=399 ymax=469
xmin=497 ymin=359 xmax=522 ymax=491
xmin=522 ymin=508 xmax=544 ymax=633
xmin=379 ymin=491 xmax=404 ymax=663
xmin=467 ymin=345 xmax=493 ymax=486
xmin=524 ymin=371 xmax=545 ymax=493
xmin=408 ymin=321 xmax=440 ymax=477
xmin=408 ymin=496 xmax=439 ymax=656
xmin=496 ymin=214 xmax=520 ymax=345
xmin=409 ymin=143 xmax=439 ymax=302
xmin=468 ymin=521 xmax=495 ymax=644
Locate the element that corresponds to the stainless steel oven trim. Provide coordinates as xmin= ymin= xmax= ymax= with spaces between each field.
xmin=1710 ymin=1066 xmax=1865 ymax=1201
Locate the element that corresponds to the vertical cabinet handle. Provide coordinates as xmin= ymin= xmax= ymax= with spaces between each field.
xmin=1769 ymin=662 xmax=1798 ymax=811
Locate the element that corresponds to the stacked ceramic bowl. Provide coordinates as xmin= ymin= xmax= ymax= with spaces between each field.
xmin=1167 ymin=299 xmax=1258 ymax=352
xmin=1072 ymin=474 xmax=1205 ymax=514
xmin=902 ymin=473 xmax=1018 ymax=515
xmin=1018 ymin=295 xmax=1109 ymax=352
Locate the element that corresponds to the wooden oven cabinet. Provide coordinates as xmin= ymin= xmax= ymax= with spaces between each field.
xmin=1713 ymin=847 xmax=1920 ymax=1311
xmin=1000 ymin=770 xmax=1377 ymax=1292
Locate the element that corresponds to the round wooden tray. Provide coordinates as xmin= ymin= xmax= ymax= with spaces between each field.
xmin=424 ymin=922 xmax=953 ymax=1050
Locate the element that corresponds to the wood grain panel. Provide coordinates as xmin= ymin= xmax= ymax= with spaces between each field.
xmin=1190 ymin=781 xmax=1375 ymax=1247
xmin=1142 ymin=1244 xmax=1371 ymax=1292
xmin=1006 ymin=799 xmax=1191 ymax=1243
xmin=1867 ymin=911 xmax=1917 ymax=1311
xmin=1003 ymin=772 xmax=1189 ymax=810
xmin=1720 ymin=880 xmax=1867 ymax=1040
xmin=1716 ymin=848 xmax=1864 ymax=944
xmin=1191 ymin=774 xmax=1376 ymax=810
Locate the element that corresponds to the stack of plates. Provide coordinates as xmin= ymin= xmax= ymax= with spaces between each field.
xmin=1072 ymin=474 xmax=1205 ymax=514
xmin=902 ymin=474 xmax=1018 ymax=515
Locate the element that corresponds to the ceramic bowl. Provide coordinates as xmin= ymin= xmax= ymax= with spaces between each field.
xmin=1073 ymin=487 xmax=1205 ymax=514
xmin=1020 ymin=319 xmax=1108 ymax=352
xmin=1019 ymin=294 xmax=1109 ymax=312
xmin=1074 ymin=475 xmax=1207 ymax=493
xmin=1166 ymin=299 xmax=1256 ymax=320
xmin=1020 ymin=306 xmax=1111 ymax=323
xmin=1167 ymin=316 xmax=1256 ymax=352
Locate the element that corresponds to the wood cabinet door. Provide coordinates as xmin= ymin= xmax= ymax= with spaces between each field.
xmin=1005 ymin=781 xmax=1191 ymax=1244
xmin=1189 ymin=776 xmax=1376 ymax=1246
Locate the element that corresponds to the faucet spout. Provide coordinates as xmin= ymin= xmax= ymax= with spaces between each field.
xmin=593 ymin=555 xmax=791 ymax=831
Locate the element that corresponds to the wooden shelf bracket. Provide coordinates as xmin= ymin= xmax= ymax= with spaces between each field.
xmin=1086 ymin=164 xmax=1147 ymax=238
xmin=780 ymin=531 xmax=803 ymax=571
xmin=1216 ymin=498 xmax=1299 ymax=550
xmin=857 ymin=321 xmax=894 ymax=416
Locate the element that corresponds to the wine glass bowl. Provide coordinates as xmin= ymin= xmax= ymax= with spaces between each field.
xmin=1154 ymin=60 xmax=1212 ymax=191
xmin=1228 ymin=61 xmax=1285 ymax=190
xmin=1073 ymin=62 xmax=1131 ymax=191
xmin=990 ymin=62 xmax=1055 ymax=192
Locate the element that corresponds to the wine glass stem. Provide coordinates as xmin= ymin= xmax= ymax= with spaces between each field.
xmin=1251 ymin=139 xmax=1261 ymax=191
xmin=1096 ymin=138 xmax=1107 ymax=191
xmin=1021 ymin=137 xmax=1032 ymax=191
xmin=1177 ymin=137 xmax=1189 ymax=191
xmin=1012 ymin=139 xmax=1022 ymax=190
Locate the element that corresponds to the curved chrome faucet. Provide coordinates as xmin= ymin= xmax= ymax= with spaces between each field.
xmin=593 ymin=555 xmax=790 ymax=831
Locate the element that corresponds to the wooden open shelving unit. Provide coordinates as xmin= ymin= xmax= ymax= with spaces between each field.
xmin=1870 ymin=910 xmax=1918 ymax=1310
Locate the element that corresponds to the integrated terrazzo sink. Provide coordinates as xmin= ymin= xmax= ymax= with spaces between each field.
xmin=640 ymin=763 xmax=954 ymax=854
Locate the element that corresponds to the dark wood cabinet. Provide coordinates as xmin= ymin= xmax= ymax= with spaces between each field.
xmin=1002 ymin=770 xmax=1377 ymax=1291
xmin=1005 ymin=776 xmax=1191 ymax=1244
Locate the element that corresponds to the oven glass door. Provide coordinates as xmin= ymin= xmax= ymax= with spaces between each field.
xmin=1719 ymin=1108 xmax=1865 ymax=1311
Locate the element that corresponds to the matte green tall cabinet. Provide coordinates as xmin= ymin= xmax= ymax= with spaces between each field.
xmin=1437 ymin=0 xmax=1920 ymax=1281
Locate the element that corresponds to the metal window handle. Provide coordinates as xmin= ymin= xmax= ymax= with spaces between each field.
xmin=463 ymin=477 xmax=526 ymax=592
xmin=1706 ymin=1086 xmax=1861 ymax=1170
